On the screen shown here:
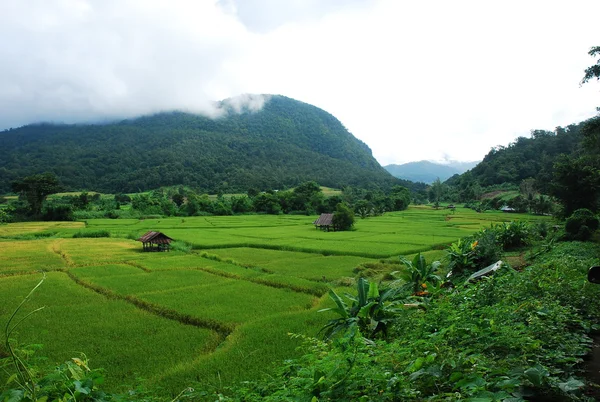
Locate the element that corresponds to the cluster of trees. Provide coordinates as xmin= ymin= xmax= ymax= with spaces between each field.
xmin=124 ymin=182 xmax=412 ymax=219
xmin=3 ymin=174 xmax=413 ymax=228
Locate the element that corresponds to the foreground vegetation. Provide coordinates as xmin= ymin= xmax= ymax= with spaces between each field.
xmin=226 ymin=241 xmax=600 ymax=401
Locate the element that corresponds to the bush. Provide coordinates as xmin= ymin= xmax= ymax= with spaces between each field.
xmin=42 ymin=204 xmax=74 ymax=221
xmin=565 ymin=208 xmax=599 ymax=241
xmin=494 ymin=221 xmax=530 ymax=250
xmin=72 ymin=230 xmax=111 ymax=238
xmin=472 ymin=228 xmax=503 ymax=267
xmin=446 ymin=229 xmax=503 ymax=277
xmin=332 ymin=202 xmax=354 ymax=231
xmin=170 ymin=240 xmax=192 ymax=253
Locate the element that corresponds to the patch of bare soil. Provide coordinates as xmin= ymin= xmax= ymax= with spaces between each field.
xmin=505 ymin=252 xmax=527 ymax=270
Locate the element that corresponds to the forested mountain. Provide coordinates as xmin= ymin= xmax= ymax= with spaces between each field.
xmin=0 ymin=95 xmax=405 ymax=193
xmin=447 ymin=122 xmax=585 ymax=193
xmin=384 ymin=160 xmax=478 ymax=184
xmin=446 ymin=114 xmax=600 ymax=214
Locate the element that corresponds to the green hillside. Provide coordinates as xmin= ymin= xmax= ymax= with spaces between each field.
xmin=445 ymin=114 xmax=600 ymax=214
xmin=447 ymin=123 xmax=585 ymax=192
xmin=0 ymin=95 xmax=404 ymax=194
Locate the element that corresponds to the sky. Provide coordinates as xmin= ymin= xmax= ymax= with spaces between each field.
xmin=1 ymin=0 xmax=599 ymax=166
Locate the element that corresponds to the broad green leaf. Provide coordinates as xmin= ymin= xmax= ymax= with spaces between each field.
xmin=524 ymin=365 xmax=547 ymax=387
xmin=367 ymin=281 xmax=379 ymax=299
xmin=449 ymin=371 xmax=463 ymax=382
xmin=327 ymin=289 xmax=348 ymax=318
xmin=558 ymin=378 xmax=584 ymax=393
xmin=74 ymin=380 xmax=91 ymax=395
xmin=408 ymin=357 xmax=424 ymax=372
xmin=358 ymin=301 xmax=376 ymax=318
xmin=5 ymin=373 xmax=17 ymax=385
xmin=4 ymin=389 xmax=24 ymax=402
xmin=357 ymin=277 xmax=368 ymax=306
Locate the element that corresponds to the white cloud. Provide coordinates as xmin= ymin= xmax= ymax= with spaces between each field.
xmin=1 ymin=0 xmax=599 ymax=165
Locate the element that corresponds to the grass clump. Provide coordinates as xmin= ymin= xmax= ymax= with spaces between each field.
xmin=72 ymin=230 xmax=111 ymax=238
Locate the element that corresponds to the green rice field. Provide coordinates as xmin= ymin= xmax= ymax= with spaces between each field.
xmin=0 ymin=206 xmax=551 ymax=395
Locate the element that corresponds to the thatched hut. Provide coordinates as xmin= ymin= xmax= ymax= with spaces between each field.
xmin=137 ymin=231 xmax=173 ymax=252
xmin=313 ymin=213 xmax=334 ymax=231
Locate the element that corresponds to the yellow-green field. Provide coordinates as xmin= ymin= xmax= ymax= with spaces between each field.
xmin=0 ymin=206 xmax=551 ymax=395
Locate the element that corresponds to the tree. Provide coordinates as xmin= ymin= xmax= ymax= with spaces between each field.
xmin=581 ymin=46 xmax=600 ymax=85
xmin=332 ymin=202 xmax=355 ymax=231
xmin=550 ymin=154 xmax=600 ymax=215
xmin=429 ymin=178 xmax=444 ymax=208
xmin=11 ymin=173 xmax=62 ymax=216
xmin=390 ymin=185 xmax=411 ymax=211
xmin=0 ymin=208 xmax=11 ymax=223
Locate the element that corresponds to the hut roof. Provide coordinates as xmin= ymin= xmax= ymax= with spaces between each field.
xmin=137 ymin=231 xmax=173 ymax=244
xmin=313 ymin=213 xmax=334 ymax=226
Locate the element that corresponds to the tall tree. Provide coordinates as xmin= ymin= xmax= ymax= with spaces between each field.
xmin=581 ymin=46 xmax=600 ymax=85
xmin=11 ymin=173 xmax=62 ymax=216
xmin=429 ymin=178 xmax=444 ymax=208
xmin=550 ymin=155 xmax=600 ymax=215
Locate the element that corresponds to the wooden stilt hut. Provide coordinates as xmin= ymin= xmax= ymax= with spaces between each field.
xmin=138 ymin=231 xmax=173 ymax=252
xmin=313 ymin=213 xmax=334 ymax=231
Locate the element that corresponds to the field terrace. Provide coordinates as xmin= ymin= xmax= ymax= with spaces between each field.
xmin=0 ymin=206 xmax=550 ymax=394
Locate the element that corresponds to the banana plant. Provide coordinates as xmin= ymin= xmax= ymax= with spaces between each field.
xmin=319 ymin=277 xmax=402 ymax=340
xmin=397 ymin=253 xmax=441 ymax=294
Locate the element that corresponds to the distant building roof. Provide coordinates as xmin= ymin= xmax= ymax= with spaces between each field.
xmin=137 ymin=231 xmax=173 ymax=244
xmin=313 ymin=213 xmax=334 ymax=226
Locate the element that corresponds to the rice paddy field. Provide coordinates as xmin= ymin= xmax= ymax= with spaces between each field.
xmin=0 ymin=206 xmax=551 ymax=395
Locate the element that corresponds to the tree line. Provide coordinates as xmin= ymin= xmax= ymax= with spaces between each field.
xmin=2 ymin=176 xmax=413 ymax=230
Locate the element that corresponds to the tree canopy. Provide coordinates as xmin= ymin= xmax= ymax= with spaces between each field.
xmin=581 ymin=46 xmax=600 ymax=85
xmin=11 ymin=172 xmax=62 ymax=216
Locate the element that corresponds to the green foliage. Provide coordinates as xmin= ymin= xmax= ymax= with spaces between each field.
xmin=41 ymin=204 xmax=74 ymax=221
xmin=10 ymin=173 xmax=62 ymax=217
xmin=494 ymin=221 xmax=531 ymax=249
xmin=332 ymin=202 xmax=354 ymax=231
xmin=565 ymin=208 xmax=599 ymax=241
xmin=429 ymin=178 xmax=445 ymax=207
xmin=319 ymin=277 xmax=401 ymax=340
xmin=581 ymin=46 xmax=600 ymax=84
xmin=446 ymin=238 xmax=478 ymax=275
xmin=446 ymin=228 xmax=503 ymax=277
xmin=229 ymin=241 xmax=600 ymax=401
xmin=72 ymin=230 xmax=111 ymax=238
xmin=0 ymin=208 xmax=11 ymax=224
xmin=472 ymin=228 xmax=503 ymax=267
xmin=551 ymin=154 xmax=600 ymax=216
xmin=170 ymin=240 xmax=192 ymax=253
xmin=397 ymin=253 xmax=441 ymax=293
xmin=390 ymin=185 xmax=411 ymax=211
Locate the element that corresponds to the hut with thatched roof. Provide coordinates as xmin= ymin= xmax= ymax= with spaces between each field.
xmin=137 ymin=231 xmax=173 ymax=252
xmin=313 ymin=213 xmax=334 ymax=231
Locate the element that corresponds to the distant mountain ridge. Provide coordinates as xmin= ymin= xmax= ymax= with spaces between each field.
xmin=0 ymin=95 xmax=411 ymax=193
xmin=384 ymin=160 xmax=479 ymax=184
